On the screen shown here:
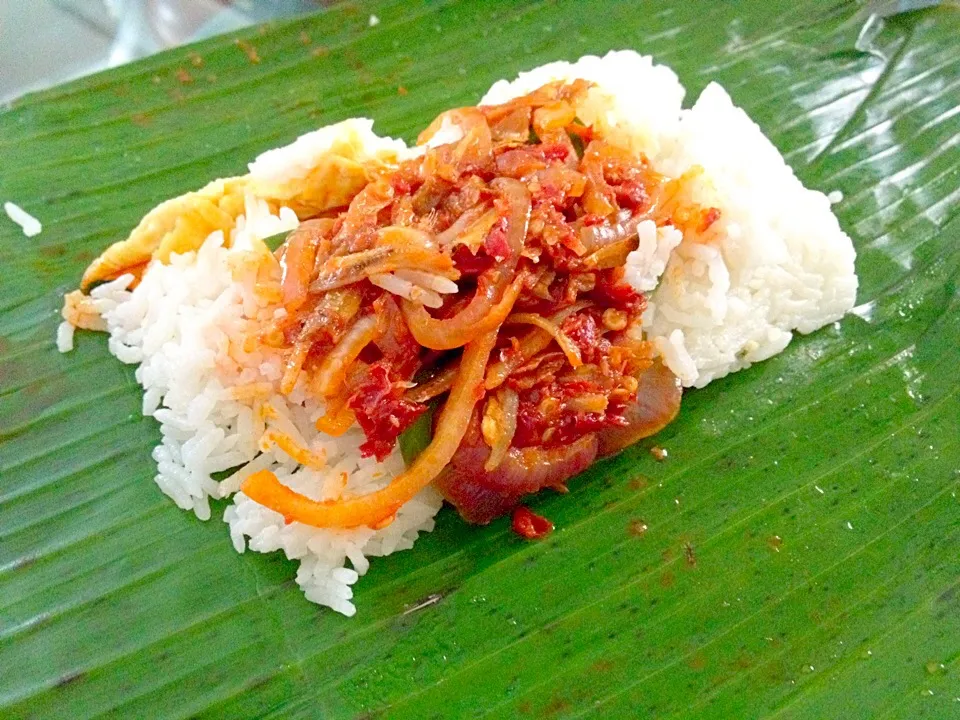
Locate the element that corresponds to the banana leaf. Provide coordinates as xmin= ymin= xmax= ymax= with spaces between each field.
xmin=1 ymin=0 xmax=958 ymax=717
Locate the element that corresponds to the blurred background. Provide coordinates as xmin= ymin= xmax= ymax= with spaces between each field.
xmin=0 ymin=0 xmax=333 ymax=102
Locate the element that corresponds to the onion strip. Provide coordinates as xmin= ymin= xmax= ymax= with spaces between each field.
xmin=401 ymin=179 xmax=530 ymax=350
xmin=484 ymin=304 xmax=587 ymax=389
xmin=504 ymin=313 xmax=583 ymax=368
xmin=312 ymin=315 xmax=382 ymax=398
xmin=484 ymin=329 xmax=550 ymax=390
xmin=402 ymin=272 xmax=524 ymax=350
xmin=242 ymin=329 xmax=499 ymax=529
xmin=434 ymin=205 xmax=490 ymax=246
xmin=578 ymin=212 xmax=645 ymax=252
xmin=482 ymin=388 xmax=519 ymax=471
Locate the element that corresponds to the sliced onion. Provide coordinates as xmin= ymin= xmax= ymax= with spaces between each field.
xmin=403 ymin=272 xmax=524 ymax=350
xmin=312 ymin=315 xmax=381 ymax=397
xmin=597 ymin=360 xmax=683 ymax=457
xmin=484 ymin=304 xmax=585 ymax=389
xmin=400 ymin=179 xmax=530 ymax=350
xmin=579 ymin=212 xmax=646 ymax=253
xmin=532 ymin=100 xmax=576 ymax=136
xmin=435 ymin=206 xmax=497 ymax=250
xmin=582 ymin=237 xmax=639 ymax=270
xmin=484 ymin=329 xmax=550 ymax=390
xmin=434 ymin=418 xmax=599 ymax=525
xmin=482 ymin=388 xmax=519 ymax=471
xmin=242 ymin=329 xmax=499 ymax=529
xmin=377 ymin=225 xmax=438 ymax=250
xmin=330 ymin=178 xmax=394 ymax=253
xmin=453 ymin=211 xmax=499 ymax=253
xmin=451 ymin=120 xmax=494 ymax=174
xmin=435 ymin=204 xmax=485 ymax=245
xmin=505 ymin=312 xmax=582 ymax=369
xmin=490 ymin=177 xmax=531 ymax=261
xmin=489 ymin=105 xmax=532 ymax=143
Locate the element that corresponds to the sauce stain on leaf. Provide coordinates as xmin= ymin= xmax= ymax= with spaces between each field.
xmin=353 ymin=711 xmax=382 ymax=720
xmin=38 ymin=244 xmax=66 ymax=259
xmin=234 ymin=39 xmax=261 ymax=64
xmin=543 ymin=696 xmax=571 ymax=717
xmin=591 ymin=659 xmax=615 ymax=673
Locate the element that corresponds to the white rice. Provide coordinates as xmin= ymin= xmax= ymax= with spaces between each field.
xmin=60 ymin=50 xmax=857 ymax=614
xmin=646 ymin=83 xmax=857 ymax=387
xmin=624 ymin=221 xmax=683 ymax=293
xmin=56 ymin=321 xmax=75 ymax=352
xmin=79 ymin=199 xmax=441 ymax=614
xmin=4 ymin=201 xmax=42 ymax=237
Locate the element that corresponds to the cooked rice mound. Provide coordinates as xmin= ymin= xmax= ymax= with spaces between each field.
xmin=59 ymin=51 xmax=857 ymax=615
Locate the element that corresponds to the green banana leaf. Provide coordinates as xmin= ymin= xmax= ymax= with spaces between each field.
xmin=2 ymin=0 xmax=958 ymax=717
